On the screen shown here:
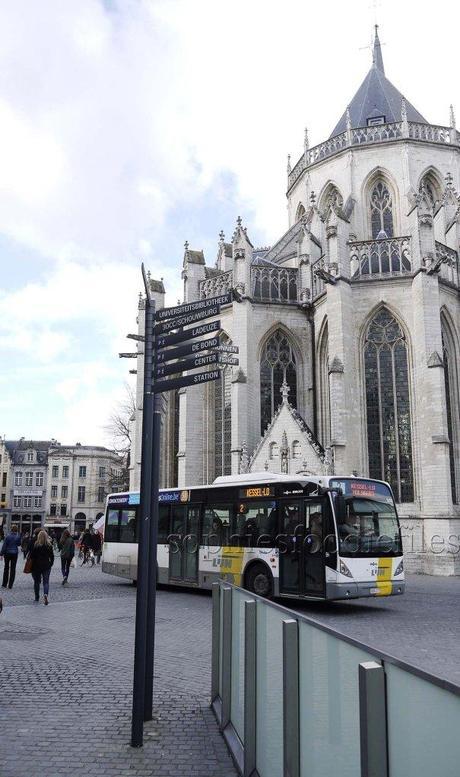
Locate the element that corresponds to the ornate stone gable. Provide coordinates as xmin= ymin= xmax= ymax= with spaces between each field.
xmin=248 ymin=390 xmax=329 ymax=476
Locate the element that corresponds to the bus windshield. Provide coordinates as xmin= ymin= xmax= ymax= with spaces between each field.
xmin=336 ymin=497 xmax=402 ymax=556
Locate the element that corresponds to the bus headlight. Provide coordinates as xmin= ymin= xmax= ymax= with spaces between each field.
xmin=394 ymin=560 xmax=404 ymax=576
xmin=339 ymin=560 xmax=353 ymax=578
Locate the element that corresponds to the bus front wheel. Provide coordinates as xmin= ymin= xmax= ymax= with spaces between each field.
xmin=245 ymin=564 xmax=273 ymax=598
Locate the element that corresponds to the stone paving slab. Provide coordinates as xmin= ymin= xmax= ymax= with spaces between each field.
xmin=0 ymin=564 xmax=237 ymax=777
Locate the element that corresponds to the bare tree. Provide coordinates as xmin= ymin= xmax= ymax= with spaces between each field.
xmin=103 ymin=383 xmax=137 ymax=491
xmin=105 ymin=383 xmax=136 ymax=453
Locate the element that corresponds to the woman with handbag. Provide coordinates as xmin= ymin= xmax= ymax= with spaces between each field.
xmin=29 ymin=530 xmax=54 ymax=605
xmin=59 ymin=529 xmax=75 ymax=585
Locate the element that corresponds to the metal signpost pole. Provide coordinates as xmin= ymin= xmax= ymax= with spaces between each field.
xmin=144 ymin=389 xmax=161 ymax=721
xmin=131 ymin=266 xmax=155 ymax=748
xmin=131 ymin=282 xmax=239 ymax=743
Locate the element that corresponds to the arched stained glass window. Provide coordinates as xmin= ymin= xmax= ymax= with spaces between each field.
xmin=442 ymin=329 xmax=459 ymax=504
xmin=214 ymin=342 xmax=232 ymax=477
xmin=260 ymin=331 xmax=297 ymax=434
xmin=370 ymin=181 xmax=394 ymax=239
xmin=364 ymin=309 xmax=413 ymax=502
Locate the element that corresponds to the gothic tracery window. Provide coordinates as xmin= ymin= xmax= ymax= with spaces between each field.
xmin=364 ymin=309 xmax=414 ymax=502
xmin=260 ymin=331 xmax=297 ymax=434
xmin=214 ymin=343 xmax=232 ymax=477
xmin=370 ymin=181 xmax=394 ymax=239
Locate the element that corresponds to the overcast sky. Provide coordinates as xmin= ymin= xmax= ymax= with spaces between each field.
xmin=0 ymin=0 xmax=458 ymax=446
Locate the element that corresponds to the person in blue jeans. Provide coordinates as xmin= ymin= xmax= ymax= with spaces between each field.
xmin=1 ymin=525 xmax=22 ymax=589
xmin=29 ymin=530 xmax=54 ymax=605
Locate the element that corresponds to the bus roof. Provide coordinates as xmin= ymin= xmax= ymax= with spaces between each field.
xmin=106 ymin=472 xmax=392 ymax=501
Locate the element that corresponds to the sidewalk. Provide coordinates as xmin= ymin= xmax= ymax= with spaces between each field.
xmin=0 ymin=566 xmax=237 ymax=777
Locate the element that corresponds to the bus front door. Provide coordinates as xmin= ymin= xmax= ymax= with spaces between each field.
xmin=169 ymin=505 xmax=200 ymax=584
xmin=279 ymin=499 xmax=325 ymax=597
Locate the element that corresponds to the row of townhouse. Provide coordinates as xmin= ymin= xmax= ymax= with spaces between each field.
xmin=0 ymin=438 xmax=125 ymax=536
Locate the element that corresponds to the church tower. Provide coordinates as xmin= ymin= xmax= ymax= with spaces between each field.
xmin=133 ymin=28 xmax=460 ymax=574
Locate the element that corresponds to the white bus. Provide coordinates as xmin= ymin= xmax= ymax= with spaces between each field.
xmin=102 ymin=472 xmax=405 ymax=600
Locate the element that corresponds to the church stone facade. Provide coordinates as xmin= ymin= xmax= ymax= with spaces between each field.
xmin=130 ymin=29 xmax=460 ymax=575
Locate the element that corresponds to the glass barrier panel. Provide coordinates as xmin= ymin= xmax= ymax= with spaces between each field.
xmin=299 ymin=621 xmax=375 ymax=777
xmin=386 ymin=663 xmax=460 ymax=777
xmin=218 ymin=585 xmax=223 ymax=700
xmin=256 ymin=600 xmax=284 ymax=777
xmin=230 ymin=588 xmax=246 ymax=743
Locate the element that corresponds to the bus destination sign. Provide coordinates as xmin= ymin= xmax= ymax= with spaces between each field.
xmin=239 ymin=486 xmax=275 ymax=499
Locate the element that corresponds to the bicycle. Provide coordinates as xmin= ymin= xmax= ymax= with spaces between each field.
xmin=79 ymin=547 xmax=95 ymax=567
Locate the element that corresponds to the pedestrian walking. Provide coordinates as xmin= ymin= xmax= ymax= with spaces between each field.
xmin=29 ymin=530 xmax=54 ymax=605
xmin=59 ymin=529 xmax=75 ymax=584
xmin=1 ymin=524 xmax=22 ymax=589
xmin=91 ymin=530 xmax=102 ymax=564
xmin=21 ymin=532 xmax=30 ymax=559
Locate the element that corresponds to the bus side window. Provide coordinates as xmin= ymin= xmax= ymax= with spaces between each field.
xmin=106 ymin=509 xmax=120 ymax=542
xmin=120 ymin=509 xmax=137 ymax=543
xmin=233 ymin=501 xmax=277 ymax=548
xmin=202 ymin=506 xmax=231 ymax=546
xmin=158 ymin=505 xmax=170 ymax=543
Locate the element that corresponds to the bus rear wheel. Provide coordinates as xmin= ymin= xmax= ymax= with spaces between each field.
xmin=245 ymin=564 xmax=273 ymax=598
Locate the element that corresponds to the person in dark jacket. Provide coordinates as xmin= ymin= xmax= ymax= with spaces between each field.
xmin=59 ymin=529 xmax=75 ymax=584
xmin=30 ymin=530 xmax=54 ymax=605
xmin=1 ymin=525 xmax=22 ymax=589
xmin=91 ymin=530 xmax=102 ymax=564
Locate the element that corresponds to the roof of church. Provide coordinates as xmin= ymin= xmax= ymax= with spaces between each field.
xmin=330 ymin=26 xmax=428 ymax=137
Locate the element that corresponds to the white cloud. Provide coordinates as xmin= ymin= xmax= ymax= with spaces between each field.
xmin=0 ymin=0 xmax=458 ymax=444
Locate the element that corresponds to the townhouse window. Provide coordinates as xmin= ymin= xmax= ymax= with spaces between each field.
xmin=34 ymin=496 xmax=42 ymax=508
xmin=98 ymin=486 xmax=105 ymax=503
xmin=63 ymin=466 xmax=69 ymax=478
xmin=24 ymin=496 xmax=32 ymax=508
xmin=52 ymin=465 xmax=59 ymax=478
xmin=79 ymin=466 xmax=87 ymax=478
xmin=15 ymin=471 xmax=23 ymax=486
xmin=99 ymin=466 xmax=106 ymax=479
xmin=36 ymin=472 xmax=44 ymax=487
xmin=27 ymin=452 xmax=34 ymax=462
xmin=13 ymin=496 xmax=21 ymax=508
xmin=61 ymin=485 xmax=68 ymax=499
xmin=25 ymin=471 xmax=33 ymax=486
xmin=50 ymin=504 xmax=56 ymax=516
xmin=51 ymin=485 xmax=58 ymax=499
xmin=60 ymin=504 xmax=67 ymax=517
xmin=78 ymin=486 xmax=86 ymax=502
xmin=2 ymin=473 xmax=6 ymax=487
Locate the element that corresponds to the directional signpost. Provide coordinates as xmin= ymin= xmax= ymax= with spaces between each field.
xmin=131 ymin=274 xmax=239 ymax=748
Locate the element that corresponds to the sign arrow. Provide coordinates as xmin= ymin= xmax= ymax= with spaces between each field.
xmin=156 ymin=320 xmax=220 ymax=349
xmin=153 ymin=369 xmax=221 ymax=394
xmin=155 ymin=292 xmax=232 ymax=322
xmin=155 ymin=336 xmax=219 ymax=364
xmin=154 ymin=305 xmax=220 ymax=335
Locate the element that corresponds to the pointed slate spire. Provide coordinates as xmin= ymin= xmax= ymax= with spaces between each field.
xmin=372 ymin=24 xmax=384 ymax=73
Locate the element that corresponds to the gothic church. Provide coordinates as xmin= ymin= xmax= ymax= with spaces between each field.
xmin=131 ymin=29 xmax=460 ymax=574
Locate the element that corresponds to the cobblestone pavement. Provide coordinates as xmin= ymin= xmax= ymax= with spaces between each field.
xmin=1 ymin=563 xmax=459 ymax=776
xmin=289 ymin=573 xmax=460 ymax=685
xmin=0 ymin=562 xmax=237 ymax=777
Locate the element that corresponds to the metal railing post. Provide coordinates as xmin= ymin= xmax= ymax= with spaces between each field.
xmin=283 ymin=619 xmax=300 ymax=777
xmin=211 ymin=582 xmax=220 ymax=703
xmin=220 ymin=585 xmax=232 ymax=730
xmin=359 ymin=661 xmax=388 ymax=777
xmin=244 ymin=600 xmax=256 ymax=777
